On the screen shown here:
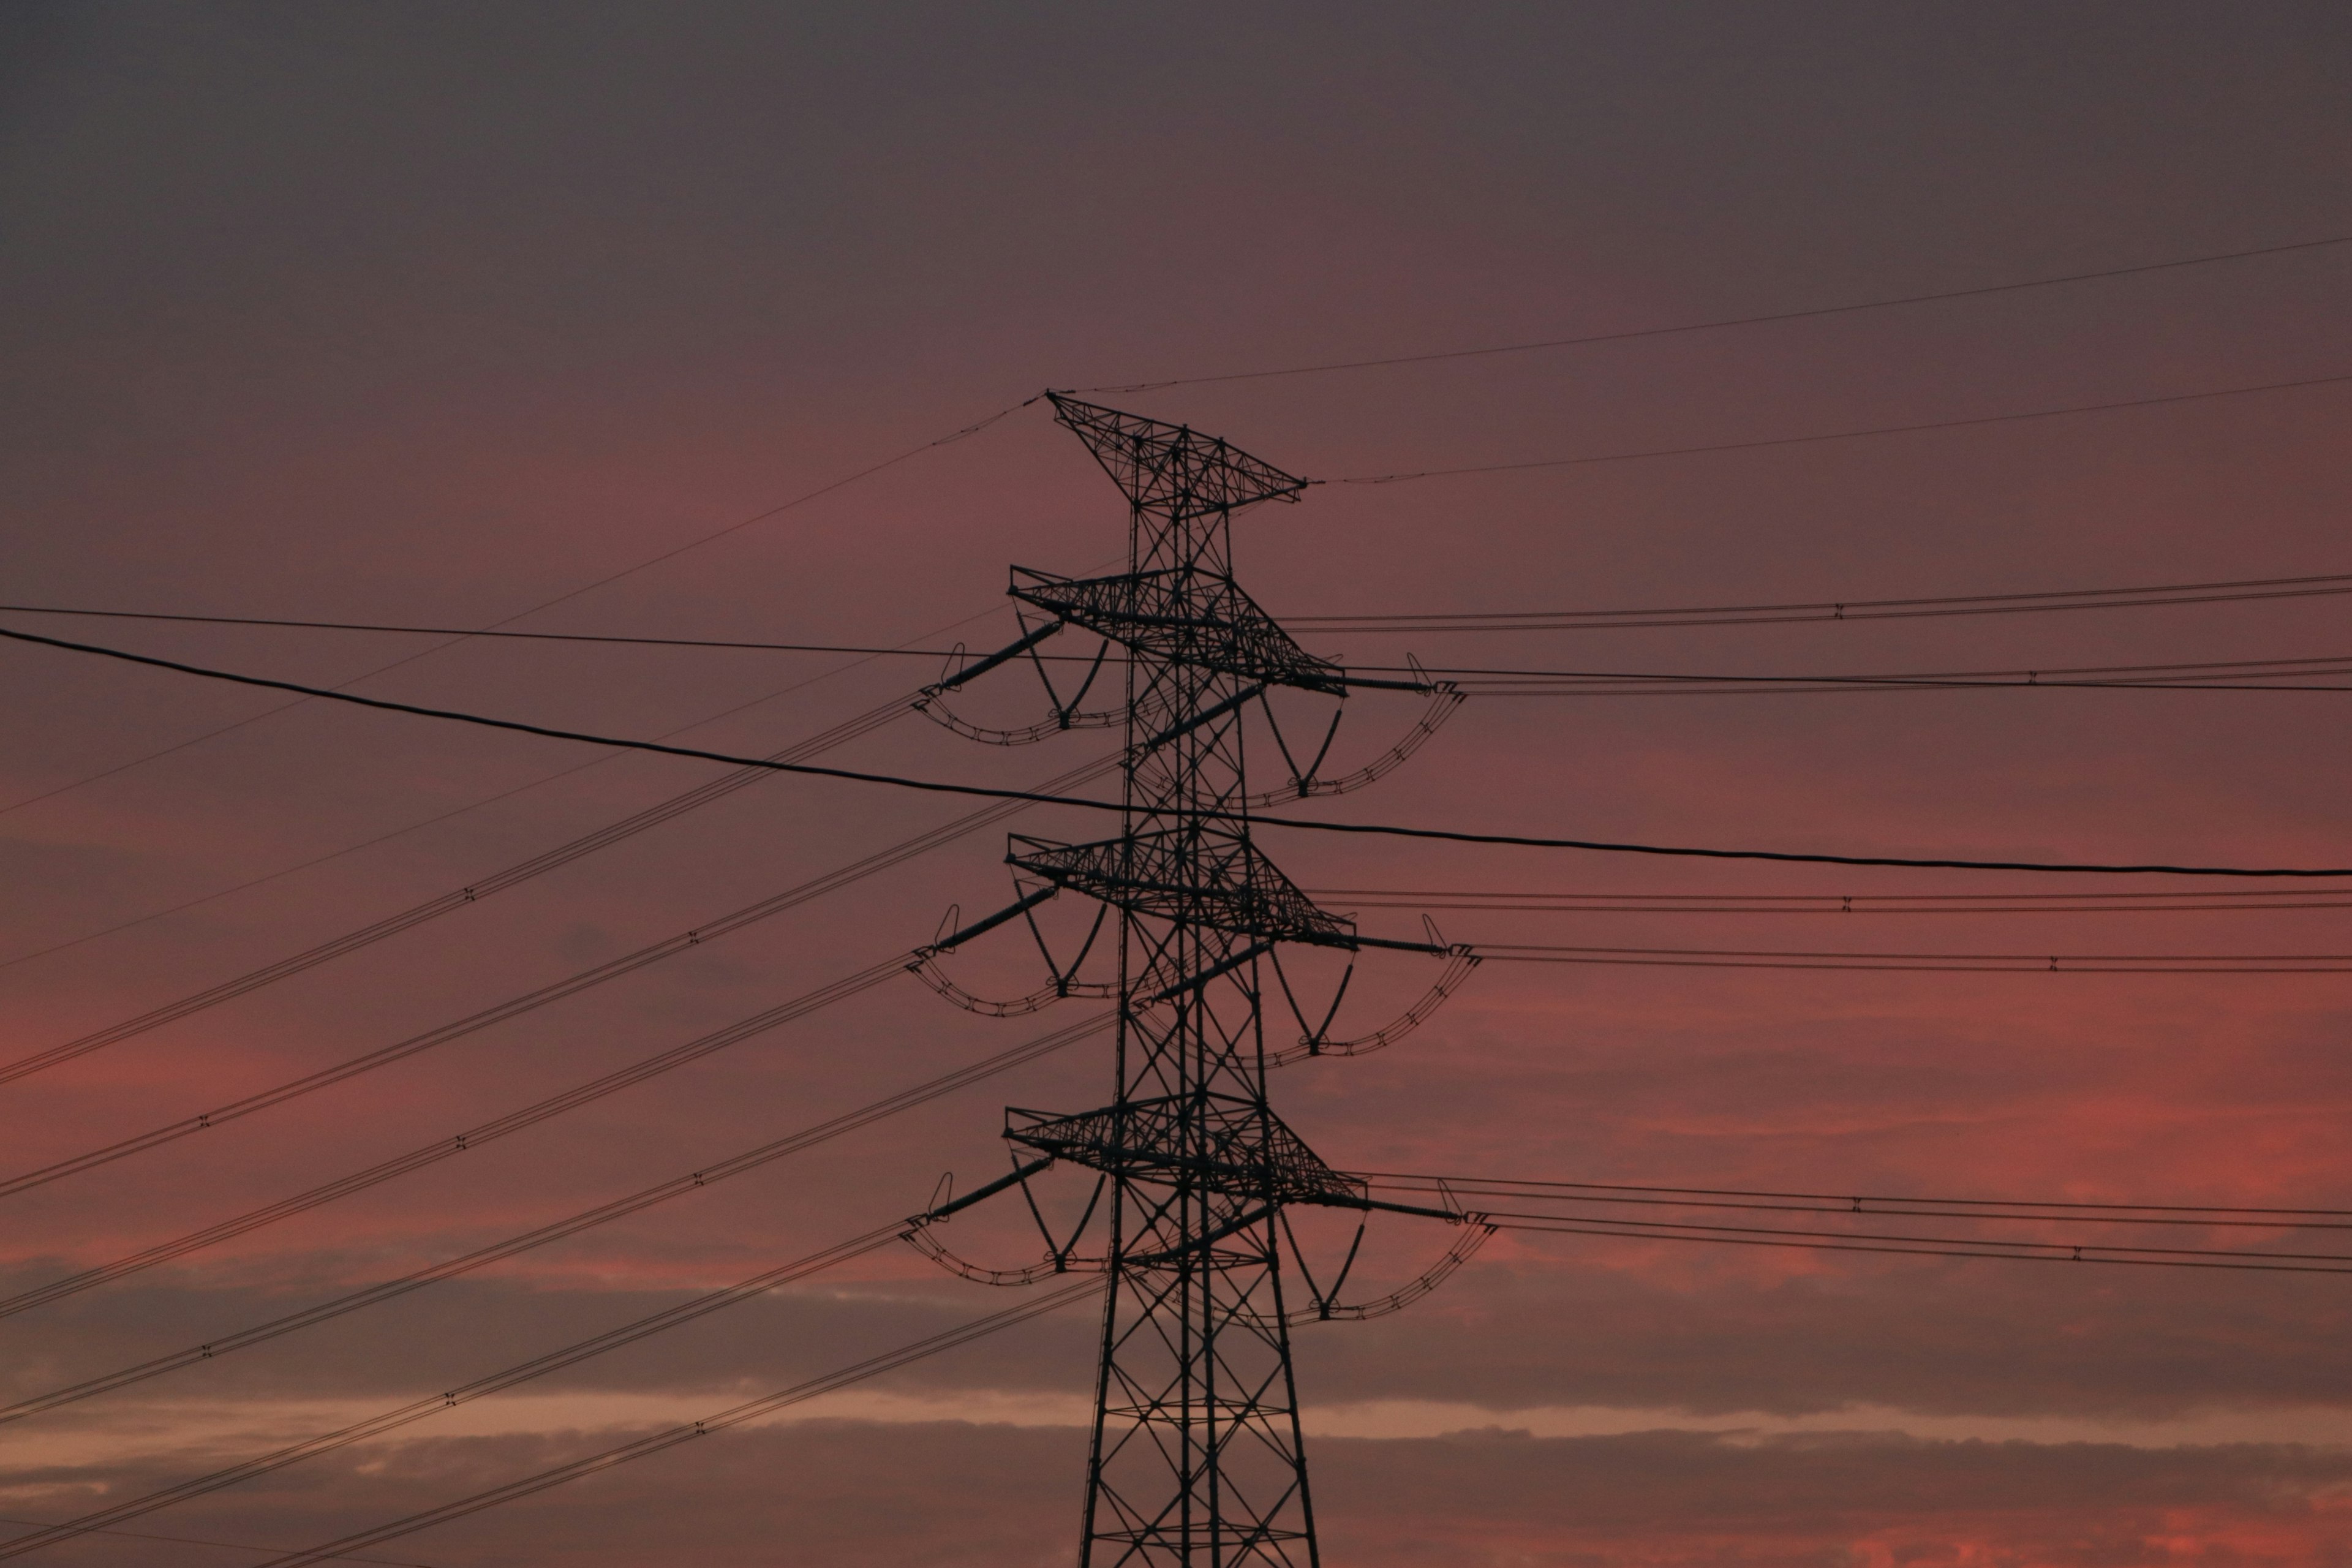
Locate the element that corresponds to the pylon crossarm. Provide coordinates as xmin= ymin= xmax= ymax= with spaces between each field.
xmin=922 ymin=619 xmax=1066 ymax=695
xmin=1348 ymin=1194 xmax=1469 ymax=1223
xmin=1005 ymin=1100 xmax=1366 ymax=1209
xmin=1012 ymin=566 xmax=1344 ymax=695
xmin=910 ymin=1155 xmax=1057 ymax=1226
xmin=921 ymin=886 xmax=1062 ymax=957
xmin=1044 ymin=393 xmax=1311 ymax=519
xmin=1008 ymin=832 xmax=1356 ymax=947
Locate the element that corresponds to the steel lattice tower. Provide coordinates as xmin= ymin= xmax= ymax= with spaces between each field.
xmin=1014 ymin=397 xmax=1343 ymax=1566
xmin=913 ymin=396 xmax=1465 ymax=1567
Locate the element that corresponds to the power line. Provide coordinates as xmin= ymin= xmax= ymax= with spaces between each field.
xmin=0 ymin=400 xmax=1028 ymax=821
xmin=0 ymin=752 xmax=1118 ymax=1201
xmin=1483 ymin=1215 xmax=2352 ymax=1274
xmin=0 ymin=604 xmax=1022 ymax=658
xmin=1439 ymin=651 xmax=2352 ymax=696
xmin=23 ymin=605 xmax=2352 ymax=696
xmin=0 ymin=554 xmax=1133 ymax=981
xmin=1468 ymin=680 xmax=2352 ymax=698
xmin=240 ymin=1281 xmax=1103 ymax=1568
xmin=48 ymin=381 xmax=2323 ymax=1561
xmin=0 ymin=1226 xmax=915 ymax=1561
xmin=0 ymin=673 xmax=895 ymax=974
xmin=0 ymin=1014 xmax=1110 ymax=1424
xmin=1373 ymin=1170 xmax=2352 ymax=1222
xmin=1074 ymin=233 xmax=2352 ymax=393
xmin=1366 ymin=1177 xmax=2352 ymax=1230
xmin=45 ymin=1189 xmax=2339 ymax=1568
xmin=0 ymin=1515 xmax=442 ymax=1567
xmin=0 ymin=695 xmax=908 ymax=1088
xmin=1429 ymin=652 xmax=2352 ymax=681
xmin=10 ymin=620 xmax=2347 ymax=878
xmin=1314 ymin=888 xmax=2352 ymax=914
xmin=0 ymin=600 xmax=1114 ymax=1081
xmin=1331 ymin=371 xmax=2352 ymax=484
xmin=521 ymin=401 xmax=1035 ymax=611
xmin=0 ymin=956 xmax=907 ymax=1319
xmin=1286 ymin=570 xmax=2352 ymax=633
xmin=1469 ymin=942 xmax=2352 ymax=973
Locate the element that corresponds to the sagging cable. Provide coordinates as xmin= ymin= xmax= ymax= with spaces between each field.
xmin=1266 ymin=946 xmax=1481 ymax=1068
xmin=1244 ymin=684 xmax=1466 ymax=806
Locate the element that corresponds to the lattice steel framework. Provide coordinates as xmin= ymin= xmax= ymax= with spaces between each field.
xmin=910 ymin=396 xmax=1473 ymax=1566
xmin=1026 ymin=393 xmax=1343 ymax=1566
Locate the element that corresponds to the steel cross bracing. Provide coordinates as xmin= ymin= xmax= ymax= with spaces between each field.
xmin=916 ymin=394 xmax=1466 ymax=1567
xmin=1008 ymin=831 xmax=1355 ymax=949
xmin=1045 ymin=395 xmax=1312 ymax=522
xmin=1006 ymin=1101 xmax=1368 ymax=1217
xmin=1009 ymin=568 xmax=1346 ymax=698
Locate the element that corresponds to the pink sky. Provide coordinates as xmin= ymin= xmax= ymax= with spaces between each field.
xmin=4 ymin=4 xmax=2352 ymax=1564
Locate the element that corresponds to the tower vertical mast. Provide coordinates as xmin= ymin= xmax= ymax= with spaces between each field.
xmin=905 ymin=396 xmax=1465 ymax=1562
xmin=1005 ymin=397 xmax=1346 ymax=1565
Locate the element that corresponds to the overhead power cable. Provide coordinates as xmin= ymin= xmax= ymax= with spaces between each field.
xmin=1289 ymin=571 xmax=2352 ymax=634
xmin=1 ymin=684 xmax=862 ymax=974
xmin=9 ymin=621 xmax=2345 ymax=878
xmin=0 ymin=605 xmax=1031 ymax=659
xmin=1439 ymin=651 xmax=2352 ymax=696
xmin=1467 ymin=942 xmax=2352 ymax=973
xmin=0 ymin=543 xmax=1133 ymax=983
xmin=1465 ymin=680 xmax=2352 ymax=698
xmin=0 ymin=751 xmax=1118 ymax=1201
xmin=246 ymin=1281 xmax=1102 ymax=1568
xmin=1329 ymin=371 xmax=2352 ymax=484
xmin=1365 ymin=1174 xmax=2352 ymax=1229
xmin=0 ymin=545 xmax=1139 ymax=995
xmin=21 ymin=608 xmax=2352 ymax=696
xmin=0 ymin=400 xmax=1027 ymax=822
xmin=1365 ymin=1167 xmax=2352 ymax=1270
xmin=39 ymin=1170 xmax=2352 ymax=1561
xmin=0 ymin=1014 xmax=1112 ymax=1423
xmin=1480 ymin=1213 xmax=2352 ymax=1274
xmin=0 ymin=956 xmax=908 ymax=1319
xmin=0 ymin=695 xmax=910 ymax=1088
xmin=1316 ymin=887 xmax=2352 ymax=915
xmin=0 ymin=575 xmax=1081 ymax=975
xmin=0 ymin=1515 xmax=440 ymax=1567
xmin=1074 ymin=233 xmax=2352 ymax=393
xmin=0 ymin=1226 xmax=913 ymax=1561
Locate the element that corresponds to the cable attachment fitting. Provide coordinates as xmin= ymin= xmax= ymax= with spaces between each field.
xmin=1266 ymin=944 xmax=1482 ymax=1068
xmin=1244 ymin=684 xmax=1464 ymax=807
xmin=904 ymin=1227 xmax=1106 ymax=1286
xmin=1284 ymin=1220 xmax=1494 ymax=1326
xmin=911 ymin=619 xmax=1129 ymax=744
xmin=909 ymin=883 xmax=1120 ymax=1014
xmin=902 ymin=1155 xmax=1108 ymax=1284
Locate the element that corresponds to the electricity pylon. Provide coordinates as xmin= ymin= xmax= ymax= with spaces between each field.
xmin=911 ymin=396 xmax=1471 ymax=1566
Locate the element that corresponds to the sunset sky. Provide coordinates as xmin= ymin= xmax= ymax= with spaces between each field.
xmin=5 ymin=4 xmax=2352 ymax=1564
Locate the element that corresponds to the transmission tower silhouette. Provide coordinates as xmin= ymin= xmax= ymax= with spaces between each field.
xmin=910 ymin=395 xmax=1472 ymax=1566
